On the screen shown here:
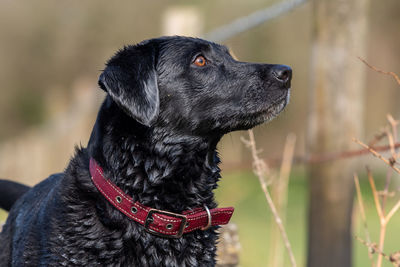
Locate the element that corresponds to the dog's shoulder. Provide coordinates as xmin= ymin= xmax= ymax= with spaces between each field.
xmin=6 ymin=173 xmax=64 ymax=230
xmin=14 ymin=173 xmax=63 ymax=211
xmin=0 ymin=173 xmax=64 ymax=265
xmin=5 ymin=173 xmax=64 ymax=225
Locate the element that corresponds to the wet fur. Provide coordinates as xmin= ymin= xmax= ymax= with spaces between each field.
xmin=0 ymin=36 xmax=291 ymax=266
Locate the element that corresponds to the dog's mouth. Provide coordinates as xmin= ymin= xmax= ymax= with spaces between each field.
xmin=202 ymin=89 xmax=290 ymax=133
xmin=223 ymin=92 xmax=289 ymax=132
xmin=248 ymin=91 xmax=290 ymax=126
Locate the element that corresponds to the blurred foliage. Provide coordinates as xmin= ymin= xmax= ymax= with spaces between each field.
xmin=0 ymin=0 xmax=399 ymax=147
xmin=215 ymin=170 xmax=400 ymax=267
xmin=0 ymin=1 xmax=399 ymax=266
xmin=14 ymin=90 xmax=45 ymax=126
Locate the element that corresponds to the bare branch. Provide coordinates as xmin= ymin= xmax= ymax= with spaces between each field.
xmin=387 ymin=114 xmax=399 ymax=158
xmin=264 ymin=143 xmax=400 ymax=167
xmin=367 ymin=169 xmax=384 ymax=223
xmin=389 ymin=251 xmax=400 ymax=266
xmin=269 ymin=133 xmax=296 ymax=267
xmin=382 ymin=114 xmax=399 ymax=213
xmin=354 ymin=174 xmax=375 ymax=266
xmin=355 ymin=236 xmax=397 ymax=267
xmin=385 ymin=128 xmax=396 ymax=161
xmin=369 ymin=131 xmax=387 ymax=147
xmin=353 ymin=139 xmax=400 ymax=174
xmin=243 ymin=130 xmax=297 ymax=267
xmin=386 ymin=199 xmax=400 ymax=223
xmin=358 ymin=57 xmax=400 ymax=86
xmin=366 ymin=165 xmax=400 ymax=267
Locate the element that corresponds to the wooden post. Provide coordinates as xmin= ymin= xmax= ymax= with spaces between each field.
xmin=307 ymin=0 xmax=369 ymax=266
xmin=161 ymin=7 xmax=203 ymax=37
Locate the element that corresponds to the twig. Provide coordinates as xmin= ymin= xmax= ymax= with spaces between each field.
xmin=389 ymin=251 xmax=400 ymax=266
xmin=269 ymin=133 xmax=296 ymax=267
xmin=354 ymin=174 xmax=375 ymax=266
xmin=384 ymin=117 xmax=400 ymax=224
xmin=385 ymin=129 xmax=396 ymax=161
xmin=369 ymin=131 xmax=387 ymax=147
xmin=382 ymin=128 xmax=395 ymax=212
xmin=368 ymin=169 xmax=386 ymax=267
xmin=386 ymin=199 xmax=400 ymax=223
xmin=358 ymin=57 xmax=400 ymax=86
xmin=361 ymin=126 xmax=400 ymax=267
xmin=242 ymin=130 xmax=297 ymax=267
xmin=382 ymin=114 xmax=399 ymax=213
xmin=377 ymin=191 xmax=395 ymax=198
xmin=355 ymin=236 xmax=397 ymax=267
xmin=354 ymin=139 xmax=400 ymax=174
xmin=264 ymin=143 xmax=400 ymax=167
xmin=368 ymin=169 xmax=384 ymax=222
xmin=367 ymin=166 xmax=400 ymax=267
xmin=305 ymin=143 xmax=400 ymax=164
xmin=387 ymin=114 xmax=399 ymax=159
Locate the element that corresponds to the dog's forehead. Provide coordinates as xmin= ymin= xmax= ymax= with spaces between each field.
xmin=157 ymin=36 xmax=228 ymax=57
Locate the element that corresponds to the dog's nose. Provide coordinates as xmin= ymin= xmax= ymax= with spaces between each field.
xmin=272 ymin=65 xmax=292 ymax=86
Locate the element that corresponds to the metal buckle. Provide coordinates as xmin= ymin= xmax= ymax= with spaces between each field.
xmin=144 ymin=209 xmax=187 ymax=238
xmin=200 ymin=205 xmax=212 ymax=231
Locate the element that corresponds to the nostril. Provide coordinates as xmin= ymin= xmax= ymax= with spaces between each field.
xmin=277 ymin=70 xmax=289 ymax=81
xmin=272 ymin=65 xmax=292 ymax=83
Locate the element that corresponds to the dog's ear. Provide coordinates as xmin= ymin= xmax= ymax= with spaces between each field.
xmin=98 ymin=42 xmax=159 ymax=127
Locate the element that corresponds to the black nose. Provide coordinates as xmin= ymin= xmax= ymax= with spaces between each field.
xmin=272 ymin=65 xmax=292 ymax=86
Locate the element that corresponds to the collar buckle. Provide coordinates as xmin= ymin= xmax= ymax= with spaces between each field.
xmin=144 ymin=209 xmax=187 ymax=238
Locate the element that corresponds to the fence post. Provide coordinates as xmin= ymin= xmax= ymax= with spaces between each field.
xmin=161 ymin=6 xmax=203 ymax=37
xmin=307 ymin=0 xmax=369 ymax=266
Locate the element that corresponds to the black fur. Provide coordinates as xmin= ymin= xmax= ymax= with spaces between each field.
xmin=0 ymin=180 xmax=30 ymax=211
xmin=0 ymin=36 xmax=291 ymax=266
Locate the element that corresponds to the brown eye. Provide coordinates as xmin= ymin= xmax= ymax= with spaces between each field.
xmin=194 ymin=55 xmax=206 ymax=67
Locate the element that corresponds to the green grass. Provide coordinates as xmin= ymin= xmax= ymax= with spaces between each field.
xmin=1 ymin=170 xmax=399 ymax=267
xmin=0 ymin=209 xmax=6 ymax=223
xmin=216 ymin=170 xmax=400 ymax=267
xmin=216 ymin=170 xmax=308 ymax=267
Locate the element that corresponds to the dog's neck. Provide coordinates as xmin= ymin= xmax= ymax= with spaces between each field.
xmin=87 ymin=97 xmax=222 ymax=212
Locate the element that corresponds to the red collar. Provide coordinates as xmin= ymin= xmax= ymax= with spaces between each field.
xmin=89 ymin=158 xmax=234 ymax=238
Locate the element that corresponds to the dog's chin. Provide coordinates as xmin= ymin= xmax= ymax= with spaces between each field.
xmin=243 ymin=91 xmax=290 ymax=129
xmin=222 ymin=96 xmax=289 ymax=133
xmin=260 ymin=94 xmax=289 ymax=123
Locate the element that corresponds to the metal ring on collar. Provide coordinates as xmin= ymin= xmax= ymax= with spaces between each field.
xmin=201 ymin=205 xmax=212 ymax=231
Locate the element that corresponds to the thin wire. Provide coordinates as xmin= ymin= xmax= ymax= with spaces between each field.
xmin=204 ymin=0 xmax=307 ymax=43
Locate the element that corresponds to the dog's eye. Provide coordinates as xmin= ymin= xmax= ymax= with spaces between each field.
xmin=193 ymin=55 xmax=207 ymax=67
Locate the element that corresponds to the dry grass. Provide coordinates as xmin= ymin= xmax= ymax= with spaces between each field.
xmin=353 ymin=58 xmax=400 ymax=267
xmin=241 ymin=130 xmax=297 ymax=267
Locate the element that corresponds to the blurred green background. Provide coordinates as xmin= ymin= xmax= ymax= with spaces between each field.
xmin=215 ymin=170 xmax=400 ymax=267
xmin=1 ymin=170 xmax=399 ymax=266
xmin=0 ymin=0 xmax=399 ymax=143
xmin=0 ymin=0 xmax=399 ymax=266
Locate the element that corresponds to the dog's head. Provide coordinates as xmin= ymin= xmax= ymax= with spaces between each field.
xmin=99 ymin=36 xmax=291 ymax=136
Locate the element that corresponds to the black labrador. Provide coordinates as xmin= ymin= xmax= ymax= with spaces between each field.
xmin=0 ymin=36 xmax=291 ymax=266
